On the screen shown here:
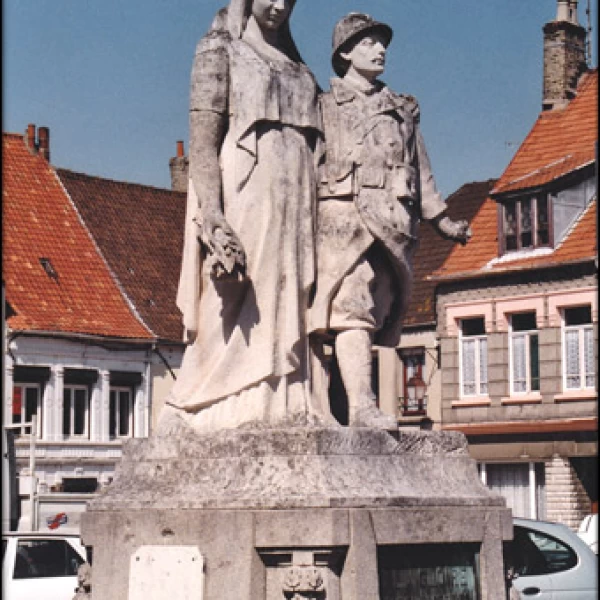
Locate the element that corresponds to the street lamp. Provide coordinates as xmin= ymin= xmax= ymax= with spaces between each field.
xmin=406 ymin=375 xmax=427 ymax=413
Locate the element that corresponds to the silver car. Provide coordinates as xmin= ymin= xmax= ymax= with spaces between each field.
xmin=506 ymin=518 xmax=598 ymax=599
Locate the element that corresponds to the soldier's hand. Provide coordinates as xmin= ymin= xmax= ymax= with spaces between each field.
xmin=434 ymin=216 xmax=472 ymax=246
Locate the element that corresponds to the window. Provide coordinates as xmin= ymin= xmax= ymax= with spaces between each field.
xmin=501 ymin=195 xmax=550 ymax=254
xmin=510 ymin=312 xmax=540 ymax=394
xmin=108 ymin=371 xmax=142 ymax=437
xmin=399 ymin=348 xmax=427 ymax=415
xmin=499 ymin=170 xmax=595 ymax=256
xmin=109 ymin=387 xmax=134 ymax=438
xmin=11 ymin=366 xmax=50 ymax=438
xmin=61 ymin=478 xmax=98 ymax=493
xmin=510 ymin=525 xmax=577 ymax=577
xmin=11 ymin=384 xmax=42 ymax=437
xmin=563 ymin=306 xmax=595 ymax=390
xmin=480 ymin=462 xmax=546 ymax=520
xmin=63 ymin=386 xmax=89 ymax=438
xmin=13 ymin=539 xmax=84 ymax=579
xmin=460 ymin=317 xmax=488 ymax=397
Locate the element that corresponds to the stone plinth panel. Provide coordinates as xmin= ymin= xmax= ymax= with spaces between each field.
xmin=82 ymin=427 xmax=512 ymax=599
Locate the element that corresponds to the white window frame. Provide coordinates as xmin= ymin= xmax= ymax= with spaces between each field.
xmin=459 ymin=318 xmax=488 ymax=398
xmin=562 ymin=307 xmax=595 ymax=391
xmin=11 ymin=383 xmax=42 ymax=437
xmin=63 ymin=384 xmax=90 ymax=439
xmin=509 ymin=313 xmax=540 ymax=395
xmin=500 ymin=194 xmax=551 ymax=255
xmin=109 ymin=386 xmax=134 ymax=439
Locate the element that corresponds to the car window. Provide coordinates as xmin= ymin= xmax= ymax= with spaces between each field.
xmin=13 ymin=539 xmax=84 ymax=579
xmin=510 ymin=526 xmax=577 ymax=576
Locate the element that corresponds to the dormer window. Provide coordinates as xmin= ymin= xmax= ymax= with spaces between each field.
xmin=498 ymin=167 xmax=595 ymax=256
xmin=501 ymin=195 xmax=550 ymax=253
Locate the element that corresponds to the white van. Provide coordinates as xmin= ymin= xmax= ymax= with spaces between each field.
xmin=2 ymin=531 xmax=87 ymax=600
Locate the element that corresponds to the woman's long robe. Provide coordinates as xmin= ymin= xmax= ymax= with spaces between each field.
xmin=166 ymin=30 xmax=322 ymax=431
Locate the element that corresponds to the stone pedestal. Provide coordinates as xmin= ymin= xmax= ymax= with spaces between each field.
xmin=81 ymin=427 xmax=512 ymax=599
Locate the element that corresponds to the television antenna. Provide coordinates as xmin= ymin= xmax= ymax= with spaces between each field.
xmin=585 ymin=0 xmax=593 ymax=64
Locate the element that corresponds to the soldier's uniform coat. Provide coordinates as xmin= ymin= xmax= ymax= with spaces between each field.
xmin=310 ymin=77 xmax=448 ymax=347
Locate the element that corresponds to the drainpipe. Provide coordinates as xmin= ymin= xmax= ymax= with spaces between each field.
xmin=29 ymin=415 xmax=37 ymax=531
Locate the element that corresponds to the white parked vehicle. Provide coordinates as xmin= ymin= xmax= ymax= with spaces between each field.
xmin=507 ymin=518 xmax=598 ymax=599
xmin=2 ymin=531 xmax=87 ymax=600
xmin=577 ymin=514 xmax=598 ymax=554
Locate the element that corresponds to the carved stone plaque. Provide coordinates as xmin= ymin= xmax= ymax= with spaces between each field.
xmin=378 ymin=543 xmax=481 ymax=600
xmin=129 ymin=546 xmax=204 ymax=600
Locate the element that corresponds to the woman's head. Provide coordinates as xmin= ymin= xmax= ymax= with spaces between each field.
xmin=225 ymin=0 xmax=303 ymax=62
xmin=250 ymin=0 xmax=294 ymax=33
xmin=227 ymin=0 xmax=296 ymax=36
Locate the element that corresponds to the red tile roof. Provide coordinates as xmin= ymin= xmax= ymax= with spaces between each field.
xmin=57 ymin=170 xmax=186 ymax=343
xmin=492 ymin=69 xmax=597 ymax=195
xmin=3 ymin=133 xmax=153 ymax=340
xmin=404 ymin=180 xmax=495 ymax=326
xmin=432 ymin=70 xmax=598 ymax=280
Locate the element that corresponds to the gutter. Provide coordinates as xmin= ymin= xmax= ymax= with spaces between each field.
xmin=428 ymin=256 xmax=595 ymax=284
xmin=6 ymin=328 xmax=155 ymax=348
xmin=152 ymin=343 xmax=177 ymax=382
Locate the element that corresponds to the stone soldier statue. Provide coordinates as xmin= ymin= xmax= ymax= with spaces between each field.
xmin=310 ymin=13 xmax=471 ymax=429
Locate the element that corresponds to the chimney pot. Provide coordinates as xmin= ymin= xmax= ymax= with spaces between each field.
xmin=557 ymin=0 xmax=570 ymax=21
xmin=38 ymin=127 xmax=50 ymax=162
xmin=569 ymin=0 xmax=579 ymax=25
xmin=176 ymin=140 xmax=185 ymax=158
xmin=26 ymin=124 xmax=36 ymax=151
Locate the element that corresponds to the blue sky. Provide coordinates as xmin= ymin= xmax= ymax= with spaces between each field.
xmin=3 ymin=1 xmax=598 ymax=198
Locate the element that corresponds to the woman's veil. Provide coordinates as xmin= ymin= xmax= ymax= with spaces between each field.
xmin=219 ymin=0 xmax=305 ymax=64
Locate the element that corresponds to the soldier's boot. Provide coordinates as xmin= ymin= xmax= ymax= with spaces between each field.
xmin=335 ymin=329 xmax=398 ymax=430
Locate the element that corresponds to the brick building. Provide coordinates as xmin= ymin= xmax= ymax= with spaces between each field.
xmin=431 ymin=40 xmax=597 ymax=529
xmin=375 ymin=180 xmax=494 ymax=429
xmin=2 ymin=127 xmax=186 ymax=532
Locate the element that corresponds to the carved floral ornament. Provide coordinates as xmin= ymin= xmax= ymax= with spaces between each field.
xmin=283 ymin=565 xmax=325 ymax=598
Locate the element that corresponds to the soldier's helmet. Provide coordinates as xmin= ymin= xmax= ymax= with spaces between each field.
xmin=332 ymin=12 xmax=393 ymax=77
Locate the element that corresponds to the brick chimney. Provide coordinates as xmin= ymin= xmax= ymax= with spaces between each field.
xmin=542 ymin=0 xmax=588 ymax=111
xmin=24 ymin=124 xmax=51 ymax=162
xmin=38 ymin=127 xmax=50 ymax=162
xmin=169 ymin=141 xmax=189 ymax=193
xmin=26 ymin=124 xmax=36 ymax=152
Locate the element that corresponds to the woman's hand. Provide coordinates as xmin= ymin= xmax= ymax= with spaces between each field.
xmin=196 ymin=210 xmax=247 ymax=279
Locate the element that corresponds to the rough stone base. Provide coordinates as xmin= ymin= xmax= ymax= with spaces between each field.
xmin=82 ymin=427 xmax=512 ymax=599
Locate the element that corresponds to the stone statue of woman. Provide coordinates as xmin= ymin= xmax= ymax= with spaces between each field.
xmin=158 ymin=0 xmax=325 ymax=433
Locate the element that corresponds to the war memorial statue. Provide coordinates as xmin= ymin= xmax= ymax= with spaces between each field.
xmin=81 ymin=3 xmax=511 ymax=598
